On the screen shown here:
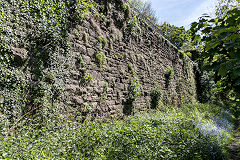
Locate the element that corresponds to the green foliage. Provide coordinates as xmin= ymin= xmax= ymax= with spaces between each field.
xmin=157 ymin=22 xmax=192 ymax=48
xmin=150 ymin=84 xmax=162 ymax=109
xmin=127 ymin=16 xmax=141 ymax=35
xmin=128 ymin=72 xmax=142 ymax=101
xmin=190 ymin=7 xmax=240 ymax=106
xmin=100 ymin=81 xmax=108 ymax=101
xmin=0 ymin=103 xmax=234 ymax=159
xmin=96 ymin=38 xmax=107 ymax=70
xmin=83 ymin=74 xmax=93 ymax=83
xmin=77 ymin=56 xmax=88 ymax=71
xmin=97 ymin=36 xmax=107 ymax=48
xmin=128 ymin=63 xmax=133 ymax=71
xmin=215 ymin=0 xmax=240 ymax=17
xmin=165 ymin=66 xmax=174 ymax=89
xmin=73 ymin=0 xmax=100 ymax=20
xmin=128 ymin=0 xmax=157 ymax=28
xmin=165 ymin=66 xmax=174 ymax=80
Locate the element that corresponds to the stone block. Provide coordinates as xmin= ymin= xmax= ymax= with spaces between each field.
xmin=73 ymin=97 xmax=84 ymax=104
xmin=87 ymin=48 xmax=95 ymax=57
xmin=74 ymin=44 xmax=86 ymax=54
xmin=82 ymin=55 xmax=91 ymax=63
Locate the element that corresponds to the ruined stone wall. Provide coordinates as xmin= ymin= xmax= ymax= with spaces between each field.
xmin=62 ymin=0 xmax=197 ymax=120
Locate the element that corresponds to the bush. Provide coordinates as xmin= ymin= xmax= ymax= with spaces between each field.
xmin=128 ymin=72 xmax=142 ymax=101
xmin=165 ymin=67 xmax=174 ymax=80
xmin=150 ymin=84 xmax=162 ymax=109
xmin=0 ymin=103 xmax=234 ymax=159
xmin=128 ymin=0 xmax=157 ymax=28
xmin=96 ymin=38 xmax=107 ymax=70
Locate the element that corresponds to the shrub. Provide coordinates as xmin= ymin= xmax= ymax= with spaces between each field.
xmin=150 ymin=83 xmax=162 ymax=109
xmin=128 ymin=72 xmax=142 ymax=101
xmin=165 ymin=66 xmax=174 ymax=89
xmin=128 ymin=16 xmax=141 ymax=35
xmin=96 ymin=43 xmax=107 ymax=70
xmin=165 ymin=66 xmax=174 ymax=79
xmin=128 ymin=0 xmax=157 ymax=28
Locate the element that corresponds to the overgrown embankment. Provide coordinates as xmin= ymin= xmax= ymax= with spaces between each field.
xmin=0 ymin=103 xmax=234 ymax=159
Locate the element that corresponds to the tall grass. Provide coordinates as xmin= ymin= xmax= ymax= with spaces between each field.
xmin=0 ymin=103 xmax=234 ymax=159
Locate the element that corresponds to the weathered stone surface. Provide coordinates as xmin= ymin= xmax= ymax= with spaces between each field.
xmin=63 ymin=0 xmax=197 ymax=120
xmin=87 ymin=48 xmax=95 ymax=57
xmin=73 ymin=97 xmax=84 ymax=105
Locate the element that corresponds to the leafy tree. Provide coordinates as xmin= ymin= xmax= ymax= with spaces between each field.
xmin=190 ymin=7 xmax=240 ymax=106
xmin=215 ymin=0 xmax=240 ymax=17
xmin=128 ymin=0 xmax=157 ymax=28
xmin=157 ymin=22 xmax=191 ymax=48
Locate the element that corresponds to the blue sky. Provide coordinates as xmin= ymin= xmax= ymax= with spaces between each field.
xmin=142 ymin=0 xmax=217 ymax=29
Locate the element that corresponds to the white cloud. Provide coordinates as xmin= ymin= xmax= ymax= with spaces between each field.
xmin=141 ymin=0 xmax=218 ymax=29
xmin=179 ymin=0 xmax=217 ymax=29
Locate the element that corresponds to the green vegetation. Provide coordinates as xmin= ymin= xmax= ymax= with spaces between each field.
xmin=157 ymin=22 xmax=191 ymax=48
xmin=165 ymin=66 xmax=174 ymax=89
xmin=165 ymin=67 xmax=174 ymax=80
xmin=100 ymin=81 xmax=108 ymax=101
xmin=83 ymin=74 xmax=93 ymax=83
xmin=190 ymin=4 xmax=240 ymax=114
xmin=151 ymin=84 xmax=162 ymax=109
xmin=83 ymin=31 xmax=89 ymax=44
xmin=128 ymin=16 xmax=141 ymax=35
xmin=0 ymin=0 xmax=239 ymax=159
xmin=96 ymin=37 xmax=107 ymax=70
xmin=215 ymin=0 xmax=240 ymax=17
xmin=128 ymin=72 xmax=142 ymax=102
xmin=128 ymin=0 xmax=157 ymax=29
xmin=0 ymin=103 xmax=234 ymax=159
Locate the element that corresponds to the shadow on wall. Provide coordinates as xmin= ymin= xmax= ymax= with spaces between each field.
xmin=123 ymin=99 xmax=133 ymax=115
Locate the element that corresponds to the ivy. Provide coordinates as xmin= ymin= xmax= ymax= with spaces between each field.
xmin=128 ymin=72 xmax=142 ymax=101
xmin=0 ymin=0 xmax=100 ymax=122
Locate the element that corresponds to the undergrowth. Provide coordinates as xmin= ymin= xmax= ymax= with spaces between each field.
xmin=0 ymin=103 xmax=234 ymax=159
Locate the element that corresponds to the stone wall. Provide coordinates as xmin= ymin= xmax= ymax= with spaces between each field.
xmin=62 ymin=0 xmax=197 ymax=120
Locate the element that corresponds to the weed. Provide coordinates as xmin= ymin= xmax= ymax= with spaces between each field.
xmin=96 ymin=38 xmax=107 ymax=70
xmin=128 ymin=63 xmax=133 ymax=71
xmin=83 ymin=74 xmax=93 ymax=83
xmin=165 ymin=66 xmax=174 ymax=88
xmin=97 ymin=36 xmax=107 ymax=48
xmin=128 ymin=16 xmax=141 ymax=35
xmin=165 ymin=66 xmax=174 ymax=79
